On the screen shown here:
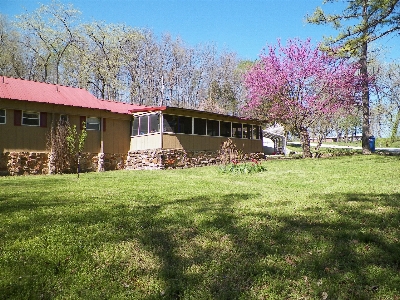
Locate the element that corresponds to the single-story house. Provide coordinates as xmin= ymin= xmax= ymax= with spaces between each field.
xmin=0 ymin=76 xmax=264 ymax=175
xmin=126 ymin=106 xmax=264 ymax=169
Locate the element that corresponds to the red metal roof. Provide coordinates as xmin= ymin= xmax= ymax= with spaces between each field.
xmin=0 ymin=76 xmax=145 ymax=114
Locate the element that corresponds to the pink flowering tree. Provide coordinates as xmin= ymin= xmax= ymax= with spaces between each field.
xmin=245 ymin=39 xmax=363 ymax=157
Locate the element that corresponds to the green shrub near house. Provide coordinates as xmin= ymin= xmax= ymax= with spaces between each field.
xmin=1 ymin=155 xmax=399 ymax=299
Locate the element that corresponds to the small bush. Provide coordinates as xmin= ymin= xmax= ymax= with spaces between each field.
xmin=219 ymin=159 xmax=266 ymax=174
xmin=326 ymin=148 xmax=362 ymax=157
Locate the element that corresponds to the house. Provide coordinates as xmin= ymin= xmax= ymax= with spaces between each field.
xmin=0 ymin=76 xmax=145 ymax=175
xmin=0 ymin=76 xmax=264 ymax=175
xmin=126 ymin=106 xmax=264 ymax=169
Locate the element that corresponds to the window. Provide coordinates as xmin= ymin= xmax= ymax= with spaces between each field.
xmin=60 ymin=114 xmax=69 ymax=122
xmin=232 ymin=123 xmax=242 ymax=138
xmin=86 ymin=117 xmax=100 ymax=130
xmin=163 ymin=114 xmax=192 ymax=134
xmin=132 ymin=117 xmax=139 ymax=136
xmin=0 ymin=109 xmax=5 ymax=124
xmin=252 ymin=126 xmax=261 ymax=140
xmin=139 ymin=115 xmax=148 ymax=135
xmin=132 ymin=113 xmax=160 ymax=136
xmin=220 ymin=121 xmax=231 ymax=137
xmin=177 ymin=116 xmax=192 ymax=134
xmin=131 ymin=115 xmax=148 ymax=135
xmin=194 ymin=118 xmax=206 ymax=135
xmin=207 ymin=120 xmax=219 ymax=136
xmin=163 ymin=114 xmax=178 ymax=132
xmin=22 ymin=111 xmax=40 ymax=126
xmin=149 ymin=114 xmax=160 ymax=133
xmin=243 ymin=124 xmax=252 ymax=139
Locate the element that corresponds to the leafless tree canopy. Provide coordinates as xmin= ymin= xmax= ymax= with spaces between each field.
xmin=0 ymin=2 xmax=248 ymax=115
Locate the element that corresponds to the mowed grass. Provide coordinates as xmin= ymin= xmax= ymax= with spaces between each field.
xmin=1 ymin=155 xmax=399 ymax=299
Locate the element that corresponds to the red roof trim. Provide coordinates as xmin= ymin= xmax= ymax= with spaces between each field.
xmin=0 ymin=76 xmax=147 ymax=115
xmin=129 ymin=106 xmax=167 ymax=113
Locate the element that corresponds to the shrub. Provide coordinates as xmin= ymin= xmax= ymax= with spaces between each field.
xmin=325 ymin=148 xmax=362 ymax=157
xmin=219 ymin=159 xmax=266 ymax=174
xmin=47 ymin=120 xmax=87 ymax=174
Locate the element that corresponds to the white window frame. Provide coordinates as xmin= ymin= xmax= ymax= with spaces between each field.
xmin=22 ymin=111 xmax=40 ymax=126
xmin=60 ymin=114 xmax=69 ymax=122
xmin=86 ymin=117 xmax=100 ymax=131
xmin=0 ymin=109 xmax=5 ymax=124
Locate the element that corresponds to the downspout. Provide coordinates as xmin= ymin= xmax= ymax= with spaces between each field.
xmin=48 ymin=112 xmax=55 ymax=174
xmin=100 ymin=117 xmax=104 ymax=153
xmin=98 ymin=117 xmax=105 ymax=172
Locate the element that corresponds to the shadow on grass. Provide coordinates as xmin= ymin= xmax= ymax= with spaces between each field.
xmin=1 ymin=191 xmax=400 ymax=299
xmin=271 ymin=192 xmax=400 ymax=299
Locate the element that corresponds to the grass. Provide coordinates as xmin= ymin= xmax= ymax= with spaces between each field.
xmin=1 ymin=155 xmax=400 ymax=299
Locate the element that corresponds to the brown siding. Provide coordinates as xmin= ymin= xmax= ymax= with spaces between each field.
xmin=0 ymin=99 xmax=132 ymax=154
xmin=162 ymin=134 xmax=262 ymax=153
xmin=103 ymin=118 xmax=131 ymax=154
xmin=0 ymin=108 xmax=48 ymax=152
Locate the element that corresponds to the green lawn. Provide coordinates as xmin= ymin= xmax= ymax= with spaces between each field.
xmin=1 ymin=155 xmax=399 ymax=299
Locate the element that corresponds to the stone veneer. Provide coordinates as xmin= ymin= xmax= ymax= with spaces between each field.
xmin=1 ymin=152 xmax=126 ymax=176
xmin=1 ymin=150 xmax=265 ymax=175
xmin=4 ymin=152 xmax=49 ymax=176
xmin=126 ymin=149 xmax=265 ymax=170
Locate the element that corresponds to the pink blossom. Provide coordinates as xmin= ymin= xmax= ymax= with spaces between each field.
xmin=244 ymin=38 xmax=364 ymax=126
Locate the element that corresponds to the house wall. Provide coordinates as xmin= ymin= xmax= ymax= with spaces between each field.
xmin=162 ymin=134 xmax=262 ymax=153
xmin=1 ymin=151 xmax=127 ymax=176
xmin=1 ymin=116 xmax=47 ymax=152
xmin=126 ymin=149 xmax=265 ymax=170
xmin=129 ymin=133 xmax=263 ymax=153
xmin=0 ymin=99 xmax=131 ymax=154
xmin=130 ymin=134 xmax=162 ymax=151
xmin=129 ymin=109 xmax=264 ymax=154
xmin=0 ymin=99 xmax=133 ymax=175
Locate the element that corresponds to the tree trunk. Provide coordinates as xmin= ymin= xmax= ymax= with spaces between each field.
xmin=300 ymin=127 xmax=312 ymax=158
xmin=390 ymin=110 xmax=400 ymax=143
xmin=361 ymin=2 xmax=371 ymax=154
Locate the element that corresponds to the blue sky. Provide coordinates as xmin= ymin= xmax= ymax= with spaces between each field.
xmin=1 ymin=0 xmax=399 ymax=61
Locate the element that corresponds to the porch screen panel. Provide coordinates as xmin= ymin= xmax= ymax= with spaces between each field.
xmin=177 ymin=116 xmax=192 ymax=134
xmin=149 ymin=114 xmax=160 ymax=133
xmin=163 ymin=114 xmax=178 ymax=132
xmin=132 ymin=117 xmax=139 ymax=136
xmin=252 ymin=125 xmax=260 ymax=140
xmin=207 ymin=120 xmax=219 ymax=136
xmin=220 ymin=121 xmax=231 ymax=137
xmin=243 ymin=124 xmax=252 ymax=139
xmin=194 ymin=118 xmax=206 ymax=135
xmin=232 ymin=123 xmax=242 ymax=138
xmin=139 ymin=115 xmax=148 ymax=135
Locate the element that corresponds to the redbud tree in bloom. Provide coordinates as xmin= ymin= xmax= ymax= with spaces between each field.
xmin=245 ymin=38 xmax=363 ymax=157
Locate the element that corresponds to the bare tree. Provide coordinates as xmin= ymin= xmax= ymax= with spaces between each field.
xmin=15 ymin=0 xmax=80 ymax=83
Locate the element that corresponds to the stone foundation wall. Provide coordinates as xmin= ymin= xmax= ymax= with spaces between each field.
xmin=1 ymin=152 xmax=127 ymax=176
xmin=126 ymin=149 xmax=265 ymax=170
xmin=90 ymin=153 xmax=126 ymax=172
xmin=1 ymin=150 xmax=265 ymax=175
xmin=4 ymin=152 xmax=50 ymax=176
xmin=0 ymin=153 xmax=9 ymax=176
